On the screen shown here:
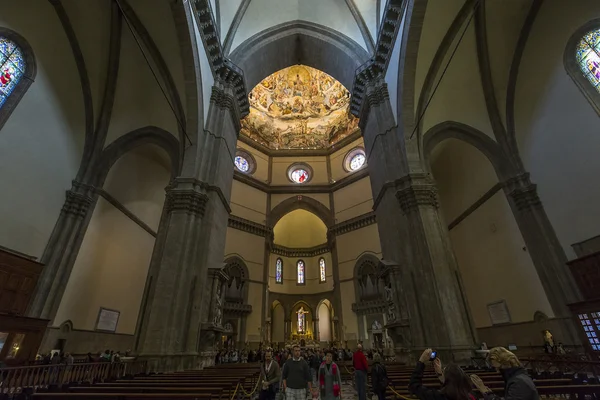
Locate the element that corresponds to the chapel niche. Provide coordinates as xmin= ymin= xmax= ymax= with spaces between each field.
xmin=223 ymin=259 xmax=247 ymax=303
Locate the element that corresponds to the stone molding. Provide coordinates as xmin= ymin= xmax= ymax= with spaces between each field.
xmin=350 ymin=0 xmax=405 ymax=116
xmin=223 ymin=301 xmax=253 ymax=316
xmin=329 ymin=212 xmax=377 ymax=236
xmin=172 ymin=177 xmax=232 ymax=214
xmin=192 ymin=0 xmax=249 ymax=116
xmin=504 ymin=173 xmax=542 ymax=211
xmin=165 ymin=189 xmax=208 ymax=217
xmin=352 ymin=298 xmax=389 ymax=315
xmin=62 ymin=190 xmax=94 ymax=217
xmin=227 ymin=215 xmax=272 ymax=237
xmin=271 ymin=243 xmax=330 ymax=258
xmin=210 ymin=85 xmax=243 ymax=132
xmin=396 ymin=184 xmax=439 ymax=214
xmin=358 ymin=81 xmax=391 ymax=130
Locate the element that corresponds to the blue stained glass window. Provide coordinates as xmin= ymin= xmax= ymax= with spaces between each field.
xmin=275 ymin=258 xmax=283 ymax=284
xmin=235 ymin=155 xmax=250 ymax=172
xmin=319 ymin=258 xmax=326 ymax=282
xmin=297 ymin=260 xmax=305 ymax=284
xmin=577 ymin=28 xmax=600 ymax=92
xmin=0 ymin=37 xmax=25 ymax=108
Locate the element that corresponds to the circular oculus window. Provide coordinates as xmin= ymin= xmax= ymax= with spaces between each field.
xmin=234 ymin=150 xmax=256 ymax=174
xmin=287 ymin=163 xmax=312 ymax=184
xmin=344 ymin=148 xmax=367 ymax=172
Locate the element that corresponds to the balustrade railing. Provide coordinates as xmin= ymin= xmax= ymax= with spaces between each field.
xmin=0 ymin=360 xmax=147 ymax=396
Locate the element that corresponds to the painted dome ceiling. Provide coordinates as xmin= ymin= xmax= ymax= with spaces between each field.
xmin=240 ymin=65 xmax=359 ymax=150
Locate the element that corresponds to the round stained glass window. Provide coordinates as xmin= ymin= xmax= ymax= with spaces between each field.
xmin=234 ymin=155 xmax=249 ymax=172
xmin=349 ymin=153 xmax=366 ymax=171
xmin=234 ymin=150 xmax=256 ymax=174
xmin=343 ymin=147 xmax=367 ymax=172
xmin=291 ymin=168 xmax=309 ymax=183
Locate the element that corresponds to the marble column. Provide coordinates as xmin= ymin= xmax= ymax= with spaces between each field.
xmin=133 ymin=82 xmax=239 ymax=371
xmin=503 ymin=174 xmax=581 ymax=316
xmin=28 ymin=181 xmax=96 ymax=321
xmin=361 ymin=79 xmax=475 ymax=362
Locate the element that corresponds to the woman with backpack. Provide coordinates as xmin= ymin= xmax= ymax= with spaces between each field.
xmin=371 ymin=353 xmax=389 ymax=400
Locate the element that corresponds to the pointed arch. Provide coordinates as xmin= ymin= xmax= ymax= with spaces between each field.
xmin=422 ymin=121 xmax=515 ymax=181
xmin=0 ymin=28 xmax=36 ymax=131
xmin=223 ymin=255 xmax=250 ymax=303
xmin=269 ymin=195 xmax=333 ymax=228
xmin=95 ymin=126 xmax=181 ymax=187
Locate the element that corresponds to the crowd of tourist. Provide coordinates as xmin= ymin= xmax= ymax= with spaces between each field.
xmin=249 ymin=343 xmax=540 ymax=400
xmin=33 ymin=349 xmax=131 ymax=365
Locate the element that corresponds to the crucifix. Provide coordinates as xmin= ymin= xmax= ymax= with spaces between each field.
xmin=297 ymin=307 xmax=309 ymax=333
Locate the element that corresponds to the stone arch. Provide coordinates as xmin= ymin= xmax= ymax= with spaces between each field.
xmin=354 ymin=253 xmax=383 ymax=302
xmin=564 ymin=18 xmax=600 ymax=117
xmin=269 ymin=195 xmax=333 ymax=228
xmin=94 ymin=126 xmax=181 ymax=187
xmin=0 ymin=27 xmax=37 ymax=131
xmin=422 ymin=121 xmax=515 ymax=181
xmin=229 ymin=21 xmax=370 ymax=93
xmin=223 ymin=256 xmax=250 ymax=303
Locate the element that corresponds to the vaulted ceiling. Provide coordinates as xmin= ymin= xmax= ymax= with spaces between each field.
xmin=213 ymin=0 xmax=385 ymax=56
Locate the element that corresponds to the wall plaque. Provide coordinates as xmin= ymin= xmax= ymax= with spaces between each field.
xmin=487 ymin=300 xmax=511 ymax=325
xmin=95 ymin=307 xmax=120 ymax=332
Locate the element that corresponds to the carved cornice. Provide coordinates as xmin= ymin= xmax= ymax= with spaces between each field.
xmin=329 ymin=212 xmax=377 ymax=236
xmin=271 ymin=243 xmax=331 ymax=258
xmin=350 ymin=0 xmax=405 ymax=117
xmin=352 ymin=298 xmax=389 ymax=315
xmin=396 ymin=184 xmax=439 ymax=213
xmin=165 ymin=189 xmax=208 ymax=217
xmin=505 ymin=174 xmax=542 ymax=211
xmin=358 ymin=82 xmax=391 ymax=130
xmin=210 ymin=85 xmax=242 ymax=132
xmin=228 ymin=215 xmax=272 ymax=237
xmin=192 ymin=0 xmax=249 ymax=116
xmin=223 ymin=301 xmax=253 ymax=316
xmin=62 ymin=190 xmax=94 ymax=217
xmin=173 ymin=177 xmax=232 ymax=214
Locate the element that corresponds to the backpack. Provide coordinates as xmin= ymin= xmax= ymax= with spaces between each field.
xmin=377 ymin=364 xmax=389 ymax=388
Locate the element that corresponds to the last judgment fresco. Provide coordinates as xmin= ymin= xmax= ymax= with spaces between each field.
xmin=240 ymin=65 xmax=359 ymax=150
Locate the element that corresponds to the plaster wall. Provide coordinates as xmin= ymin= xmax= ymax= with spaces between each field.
xmin=230 ymin=180 xmax=267 ymax=224
xmin=271 ymin=193 xmax=330 ymax=210
xmin=104 ymin=12 xmax=180 ymax=146
xmin=336 ymin=225 xmax=382 ymax=281
xmin=420 ymin=23 xmax=494 ymax=139
xmin=53 ymin=146 xmax=170 ymax=334
xmin=273 ymin=209 xmax=327 ymax=248
xmin=0 ymin=1 xmax=85 ymax=258
xmin=333 ymin=177 xmax=374 ymax=223
xmin=224 ymin=228 xmax=265 ymax=282
xmin=515 ymin=0 xmax=600 ymax=259
xmin=431 ymin=139 xmax=553 ymax=327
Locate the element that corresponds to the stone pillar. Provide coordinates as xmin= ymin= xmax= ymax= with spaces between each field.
xmin=361 ymin=79 xmax=475 ymax=362
xmin=28 ymin=181 xmax=96 ymax=321
xmin=504 ymin=174 xmax=581 ymax=316
xmin=133 ymin=82 xmax=239 ymax=371
xmin=314 ymin=318 xmax=320 ymax=342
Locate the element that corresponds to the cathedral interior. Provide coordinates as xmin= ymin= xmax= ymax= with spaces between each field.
xmin=2 ymin=0 xmax=600 ymax=377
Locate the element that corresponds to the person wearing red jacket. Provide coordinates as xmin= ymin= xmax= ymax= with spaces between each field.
xmin=353 ymin=344 xmax=368 ymax=400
